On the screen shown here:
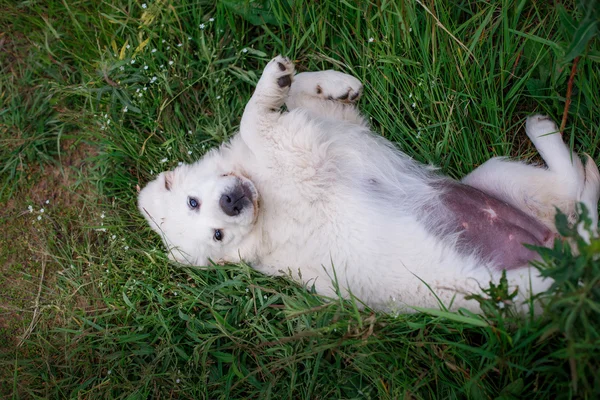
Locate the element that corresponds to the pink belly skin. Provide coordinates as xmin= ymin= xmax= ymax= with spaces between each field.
xmin=436 ymin=181 xmax=554 ymax=270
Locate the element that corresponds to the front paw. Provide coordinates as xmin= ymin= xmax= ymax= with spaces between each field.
xmin=262 ymin=55 xmax=295 ymax=88
xmin=293 ymin=70 xmax=363 ymax=103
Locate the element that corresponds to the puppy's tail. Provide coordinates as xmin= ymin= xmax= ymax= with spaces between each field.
xmin=577 ymin=154 xmax=600 ymax=241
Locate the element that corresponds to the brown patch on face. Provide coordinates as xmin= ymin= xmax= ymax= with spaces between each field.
xmin=164 ymin=171 xmax=173 ymax=191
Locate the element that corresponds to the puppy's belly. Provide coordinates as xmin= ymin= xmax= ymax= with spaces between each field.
xmin=437 ymin=181 xmax=554 ymax=270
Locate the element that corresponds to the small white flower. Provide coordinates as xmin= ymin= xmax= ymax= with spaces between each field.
xmin=45 ymin=199 xmax=50 ymax=204
xmin=187 ymin=150 xmax=192 ymax=155
xmin=209 ymin=18 xmax=214 ymax=22
xmin=411 ymin=102 xmax=416 ymax=108
xmin=150 ymin=76 xmax=157 ymax=83
xmin=138 ymin=93 xmax=143 ymax=97
xmin=242 ymin=48 xmax=248 ymax=53
xmin=144 ymin=65 xmax=148 ymax=70
xmin=263 ymin=295 xmax=267 ymax=300
xmin=187 ymin=36 xmax=192 ymax=40
xmin=216 ymin=95 xmax=221 ymax=100
xmin=124 ymin=246 xmax=129 ymax=251
xmin=159 ymin=64 xmax=164 ymax=69
xmin=101 ymin=212 xmax=105 ymax=218
xmin=368 ymin=37 xmax=374 ymax=43
xmin=106 ymin=119 xmax=110 ymax=125
xmin=497 ymin=301 xmax=506 ymax=309
xmin=409 ymin=28 xmax=413 ymax=32
xmin=123 ymin=106 xmax=128 ymax=112
xmin=126 ymin=44 xmax=130 ymax=49
xmin=119 ymin=66 xmax=125 ymax=71
xmin=160 ymin=158 xmax=168 ymax=163
xmin=245 ymin=288 xmax=249 ymax=293
xmin=150 ymin=170 xmax=154 ymax=175
xmin=136 ymin=88 xmax=140 ymax=93
xmin=409 ymin=93 xmax=412 ymax=98
xmin=151 ymin=48 xmax=157 ymax=53
xmin=168 ymin=60 xmax=174 ymax=65
xmin=107 ymin=370 xmax=112 ymax=375
xmin=111 ymin=235 xmax=116 ymax=240
xmin=177 ymin=43 xmax=182 ymax=47
xmin=199 ymin=23 xmax=205 ymax=29
xmin=37 ymin=215 xmax=42 ymax=221
xmin=131 ymin=59 xmax=135 ymax=64
xmin=28 ymin=205 xmax=33 ymax=212
xmin=162 ymin=39 xmax=166 ymax=43
xmin=176 ymin=378 xmax=181 ymax=383
xmin=143 ymin=86 xmax=148 ymax=91
xmin=174 ymin=292 xmax=177 ymax=296
xmin=142 ymin=3 xmax=147 ymax=8
xmin=178 ymin=161 xmax=183 ymax=166
xmin=166 ymin=46 xmax=170 ymax=50
xmin=40 ymin=208 xmax=45 ymax=213
xmin=187 ymin=130 xmax=192 ymax=134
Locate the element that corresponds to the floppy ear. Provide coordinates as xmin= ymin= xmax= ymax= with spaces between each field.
xmin=164 ymin=171 xmax=173 ymax=191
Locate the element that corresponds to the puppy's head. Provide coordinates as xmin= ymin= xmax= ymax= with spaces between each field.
xmin=138 ymin=158 xmax=259 ymax=266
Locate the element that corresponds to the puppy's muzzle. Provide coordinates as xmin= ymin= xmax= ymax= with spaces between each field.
xmin=220 ymin=182 xmax=253 ymax=216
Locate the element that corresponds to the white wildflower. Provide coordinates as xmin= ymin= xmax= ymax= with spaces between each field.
xmin=178 ymin=161 xmax=183 ymax=166
xmin=497 ymin=301 xmax=506 ymax=309
xmin=177 ymin=43 xmax=182 ymax=47
xmin=187 ymin=150 xmax=192 ymax=155
xmin=209 ymin=18 xmax=214 ymax=22
xmin=126 ymin=44 xmax=130 ymax=49
xmin=216 ymin=95 xmax=221 ymax=100
xmin=100 ymin=212 xmax=105 ymax=218
xmin=28 ymin=205 xmax=33 ymax=212
xmin=142 ymin=3 xmax=147 ymax=8
xmin=123 ymin=106 xmax=128 ymax=112
xmin=151 ymin=48 xmax=157 ymax=53
xmin=40 ymin=208 xmax=45 ymax=213
xmin=168 ymin=60 xmax=173 ymax=65
xmin=144 ymin=65 xmax=148 ymax=70
xmin=199 ymin=23 xmax=205 ymax=29
xmin=130 ymin=59 xmax=135 ymax=64
xmin=37 ymin=215 xmax=42 ymax=221
xmin=119 ymin=66 xmax=125 ymax=71
xmin=111 ymin=235 xmax=116 ymax=240
xmin=124 ymin=245 xmax=129 ymax=251
xmin=411 ymin=102 xmax=416 ymax=108
xmin=242 ymin=48 xmax=248 ymax=53
xmin=160 ymin=158 xmax=168 ymax=163
xmin=368 ymin=37 xmax=374 ymax=43
xmin=45 ymin=199 xmax=50 ymax=204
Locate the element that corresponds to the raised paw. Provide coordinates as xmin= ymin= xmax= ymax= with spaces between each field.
xmin=291 ymin=70 xmax=363 ymax=104
xmin=262 ymin=55 xmax=295 ymax=88
xmin=526 ymin=114 xmax=560 ymax=140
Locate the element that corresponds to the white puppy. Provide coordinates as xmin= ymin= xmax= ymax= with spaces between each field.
xmin=138 ymin=56 xmax=600 ymax=313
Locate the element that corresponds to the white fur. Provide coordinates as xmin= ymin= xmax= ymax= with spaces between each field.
xmin=138 ymin=56 xmax=600 ymax=313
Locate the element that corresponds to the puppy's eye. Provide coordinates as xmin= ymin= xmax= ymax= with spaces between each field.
xmin=214 ymin=229 xmax=223 ymax=241
xmin=188 ymin=197 xmax=199 ymax=209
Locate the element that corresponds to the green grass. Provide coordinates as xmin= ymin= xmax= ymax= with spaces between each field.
xmin=1 ymin=0 xmax=599 ymax=398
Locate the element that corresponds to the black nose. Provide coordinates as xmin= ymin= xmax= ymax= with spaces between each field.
xmin=220 ymin=186 xmax=250 ymax=216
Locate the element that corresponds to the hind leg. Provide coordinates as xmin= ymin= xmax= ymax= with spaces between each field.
xmin=286 ymin=70 xmax=367 ymax=126
xmin=462 ymin=115 xmax=589 ymax=231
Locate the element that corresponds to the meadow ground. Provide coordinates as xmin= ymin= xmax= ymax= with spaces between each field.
xmin=1 ymin=0 xmax=599 ymax=398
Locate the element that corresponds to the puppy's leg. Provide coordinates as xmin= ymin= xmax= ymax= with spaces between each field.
xmin=462 ymin=115 xmax=600 ymax=237
xmin=286 ymin=70 xmax=367 ymax=126
xmin=240 ymin=56 xmax=295 ymax=155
